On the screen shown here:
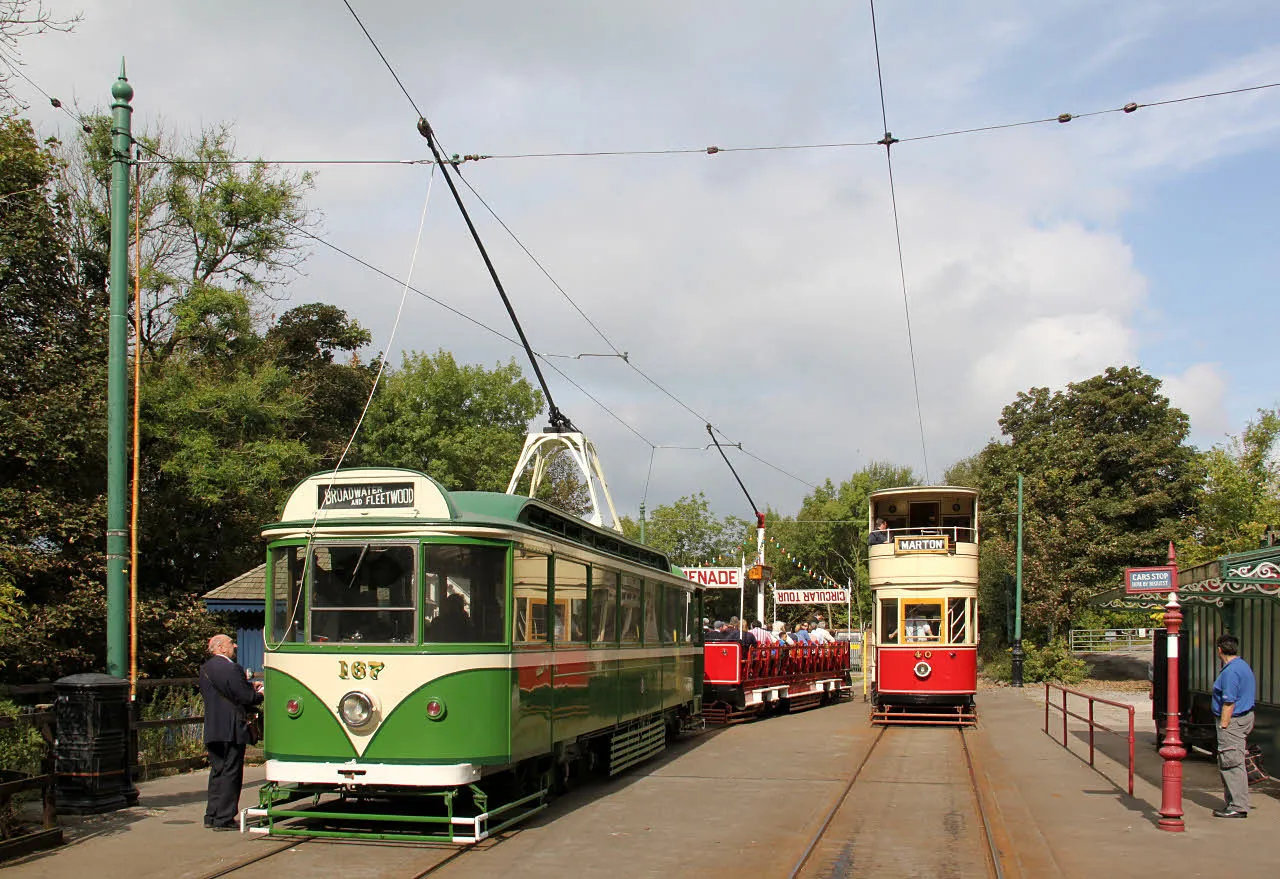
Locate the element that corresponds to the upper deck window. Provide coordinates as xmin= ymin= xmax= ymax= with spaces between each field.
xmin=309 ymin=543 xmax=416 ymax=644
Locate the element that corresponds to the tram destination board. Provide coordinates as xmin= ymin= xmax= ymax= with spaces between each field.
xmin=1124 ymin=564 xmax=1175 ymax=594
xmin=318 ymin=482 xmax=415 ymax=509
xmin=893 ymin=535 xmax=950 ymax=553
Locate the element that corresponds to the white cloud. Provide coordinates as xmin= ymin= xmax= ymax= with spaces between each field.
xmin=1161 ymin=362 xmax=1231 ymax=444
xmin=9 ymin=0 xmax=1278 ymax=514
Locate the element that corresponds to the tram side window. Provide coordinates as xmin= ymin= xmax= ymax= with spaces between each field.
xmin=880 ymin=598 xmax=899 ymax=644
xmin=421 ymin=544 xmax=507 ymax=644
xmin=947 ymin=598 xmax=968 ymax=644
xmin=309 ymin=543 xmax=416 ymax=644
xmin=591 ymin=568 xmax=618 ymax=645
xmin=619 ymin=574 xmax=642 ymax=644
xmin=555 ymin=558 xmax=589 ymax=644
xmin=513 ymin=550 xmax=550 ymax=644
xmin=665 ymin=587 xmax=687 ymax=644
xmin=269 ymin=544 xmax=306 ymax=644
xmin=642 ymin=580 xmax=661 ymax=644
xmin=904 ymin=601 xmax=942 ymax=643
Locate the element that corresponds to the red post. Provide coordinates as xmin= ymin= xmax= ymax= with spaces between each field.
xmin=1088 ymin=700 xmax=1095 ymax=766
xmin=1044 ymin=682 xmax=1049 ymax=732
xmin=1157 ymin=541 xmax=1186 ymax=832
xmin=1062 ymin=687 xmax=1068 ymax=745
xmin=1127 ymin=705 xmax=1135 ymax=798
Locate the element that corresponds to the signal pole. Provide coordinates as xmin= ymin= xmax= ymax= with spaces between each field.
xmin=1011 ymin=474 xmax=1025 ymax=687
xmin=106 ymin=63 xmax=134 ymax=678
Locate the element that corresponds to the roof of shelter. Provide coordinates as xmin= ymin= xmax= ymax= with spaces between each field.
xmin=203 ymin=564 xmax=266 ymax=602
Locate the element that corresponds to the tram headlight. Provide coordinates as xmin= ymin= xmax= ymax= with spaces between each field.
xmin=339 ymin=691 xmax=375 ymax=729
xmin=425 ymin=697 xmax=446 ymax=721
xmin=285 ymin=696 xmax=304 ymax=718
xmin=913 ymin=661 xmax=932 ymax=679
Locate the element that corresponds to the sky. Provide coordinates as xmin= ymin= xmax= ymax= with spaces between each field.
xmin=11 ymin=0 xmax=1280 ymax=522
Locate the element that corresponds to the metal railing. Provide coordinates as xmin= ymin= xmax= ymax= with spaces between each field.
xmin=0 ymin=710 xmax=61 ymax=860
xmin=1068 ymin=628 xmax=1154 ymax=652
xmin=1043 ymin=683 xmax=1135 ymax=796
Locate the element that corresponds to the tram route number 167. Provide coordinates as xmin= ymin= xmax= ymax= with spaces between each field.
xmin=338 ymin=660 xmax=385 ymax=681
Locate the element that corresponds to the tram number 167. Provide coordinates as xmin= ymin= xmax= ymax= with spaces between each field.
xmin=338 ymin=660 xmax=385 ymax=681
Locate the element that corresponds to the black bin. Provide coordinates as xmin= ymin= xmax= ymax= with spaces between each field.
xmin=1151 ymin=627 xmax=1190 ymax=744
xmin=54 ymin=673 xmax=139 ymax=814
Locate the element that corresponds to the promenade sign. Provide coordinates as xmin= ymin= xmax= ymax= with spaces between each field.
xmin=683 ymin=567 xmax=743 ymax=589
xmin=775 ymin=588 xmax=850 ymax=604
xmin=1125 ymin=565 xmax=1176 ymax=595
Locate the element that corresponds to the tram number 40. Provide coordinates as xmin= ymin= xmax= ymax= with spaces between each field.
xmin=338 ymin=660 xmax=385 ymax=681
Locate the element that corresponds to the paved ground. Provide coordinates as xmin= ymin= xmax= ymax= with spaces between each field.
xmin=5 ymin=686 xmax=1279 ymax=878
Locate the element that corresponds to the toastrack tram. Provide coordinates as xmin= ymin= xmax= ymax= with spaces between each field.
xmin=868 ymin=486 xmax=979 ymax=725
xmin=243 ymin=467 xmax=704 ymax=843
xmin=702 ymin=640 xmax=851 ymax=724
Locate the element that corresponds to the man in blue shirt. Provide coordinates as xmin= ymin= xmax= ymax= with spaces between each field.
xmin=1211 ymin=634 xmax=1256 ymax=818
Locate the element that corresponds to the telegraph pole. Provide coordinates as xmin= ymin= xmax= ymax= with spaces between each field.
xmin=1011 ymin=474 xmax=1025 ymax=687
xmin=106 ymin=63 xmax=134 ymax=678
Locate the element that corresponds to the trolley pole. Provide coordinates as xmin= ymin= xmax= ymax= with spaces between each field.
xmin=638 ymin=501 xmax=646 ymax=544
xmin=1157 ymin=542 xmax=1186 ymax=832
xmin=1011 ymin=474 xmax=1025 ymax=687
xmin=106 ymin=63 xmax=134 ymax=679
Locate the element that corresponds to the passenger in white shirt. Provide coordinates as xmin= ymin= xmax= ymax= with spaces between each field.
xmin=809 ymin=622 xmax=836 ymax=644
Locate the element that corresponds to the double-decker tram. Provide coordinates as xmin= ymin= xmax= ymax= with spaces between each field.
xmin=243 ymin=466 xmax=704 ymax=842
xmin=868 ymin=486 xmax=979 ymax=725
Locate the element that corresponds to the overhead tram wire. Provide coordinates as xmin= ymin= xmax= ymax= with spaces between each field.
xmin=452 ymin=160 xmax=821 ymax=492
xmin=343 ymin=0 xmax=577 ymax=434
xmin=869 ymin=0 xmax=930 ymax=484
xmin=11 ymin=62 xmax=1280 ymax=169
xmin=127 ymin=134 xmax=663 ymax=455
xmin=339 ymin=0 xmax=823 ymax=490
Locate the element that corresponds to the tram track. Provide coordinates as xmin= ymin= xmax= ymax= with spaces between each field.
xmin=189 ymin=828 xmax=520 ymax=879
xmin=789 ymin=726 xmax=1005 ymax=879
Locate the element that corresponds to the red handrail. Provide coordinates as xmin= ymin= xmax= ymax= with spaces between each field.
xmin=740 ymin=642 xmax=850 ymax=685
xmin=1043 ymin=682 xmax=1136 ymax=796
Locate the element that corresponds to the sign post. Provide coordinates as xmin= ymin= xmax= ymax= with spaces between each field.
xmin=1156 ymin=542 xmax=1186 ymax=832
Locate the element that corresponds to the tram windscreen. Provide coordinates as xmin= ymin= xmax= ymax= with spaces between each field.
xmin=269 ymin=545 xmax=307 ymax=644
xmin=903 ymin=601 xmax=943 ymax=643
xmin=310 ymin=543 xmax=416 ymax=644
xmin=422 ymin=544 xmax=507 ymax=644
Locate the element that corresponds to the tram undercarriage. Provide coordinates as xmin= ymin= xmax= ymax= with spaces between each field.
xmin=870 ymin=691 xmax=977 ymax=726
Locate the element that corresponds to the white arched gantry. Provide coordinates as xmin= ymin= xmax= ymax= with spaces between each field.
xmin=505 ymin=432 xmax=622 ymax=532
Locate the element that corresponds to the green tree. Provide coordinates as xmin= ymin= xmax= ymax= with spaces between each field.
xmin=356 ymin=350 xmax=543 ymax=492
xmin=1179 ymin=409 xmax=1280 ymax=565
xmin=974 ymin=366 xmax=1202 ymax=635
xmin=619 ymin=493 xmax=748 ymax=567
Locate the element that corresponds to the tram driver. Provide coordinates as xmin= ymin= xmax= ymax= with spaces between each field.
xmin=867 ymin=518 xmax=890 ymax=546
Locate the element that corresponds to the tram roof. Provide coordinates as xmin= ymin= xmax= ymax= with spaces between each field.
xmin=268 ymin=467 xmax=679 ymax=576
xmin=868 ymin=485 xmax=978 ymax=500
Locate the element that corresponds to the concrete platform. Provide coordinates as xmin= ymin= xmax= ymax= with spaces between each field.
xmin=4 ymin=688 xmax=1278 ymax=878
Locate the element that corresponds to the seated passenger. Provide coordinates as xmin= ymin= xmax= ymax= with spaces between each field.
xmin=810 ymin=622 xmax=835 ymax=644
xmin=867 ymin=518 xmax=890 ymax=546
xmin=793 ymin=623 xmax=812 ymax=644
xmin=749 ymin=620 xmax=775 ymax=644
xmin=705 ymin=620 xmax=729 ymax=642
xmin=772 ymin=621 xmax=795 ymax=645
xmin=429 ymin=593 xmax=473 ymax=643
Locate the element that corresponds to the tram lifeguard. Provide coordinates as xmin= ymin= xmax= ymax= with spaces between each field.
xmin=868 ymin=486 xmax=979 ymax=725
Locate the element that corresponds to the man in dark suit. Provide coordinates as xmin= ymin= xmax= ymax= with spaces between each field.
xmin=199 ymin=633 xmax=264 ymax=830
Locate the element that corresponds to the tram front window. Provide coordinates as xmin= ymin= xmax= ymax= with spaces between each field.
xmin=903 ymin=601 xmax=942 ymax=643
xmin=880 ymin=598 xmax=899 ymax=643
xmin=310 ymin=543 xmax=416 ymax=644
xmin=423 ymin=544 xmax=507 ymax=644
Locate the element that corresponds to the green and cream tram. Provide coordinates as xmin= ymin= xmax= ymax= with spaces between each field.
xmin=244 ymin=468 xmax=704 ymax=842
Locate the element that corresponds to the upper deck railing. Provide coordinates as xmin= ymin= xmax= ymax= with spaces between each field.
xmin=868 ymin=526 xmax=979 ymax=587
xmin=873 ymin=525 xmax=976 ymax=547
